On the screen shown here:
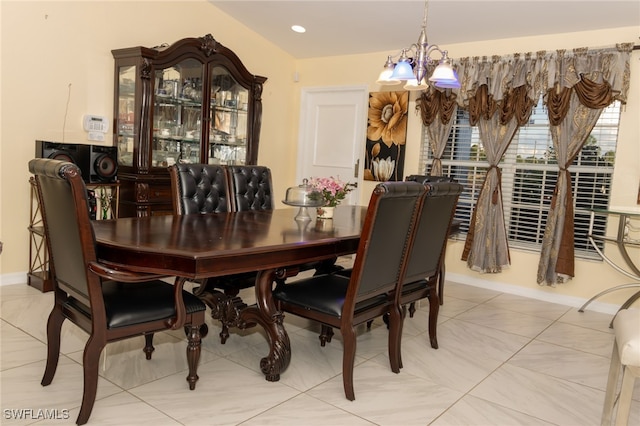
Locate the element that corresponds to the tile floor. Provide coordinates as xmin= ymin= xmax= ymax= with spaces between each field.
xmin=1 ymin=275 xmax=638 ymax=425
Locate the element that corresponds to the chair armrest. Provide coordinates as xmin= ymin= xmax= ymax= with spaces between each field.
xmin=88 ymin=261 xmax=168 ymax=283
xmin=90 ymin=261 xmax=189 ymax=330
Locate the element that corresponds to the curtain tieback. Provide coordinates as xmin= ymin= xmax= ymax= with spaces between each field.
xmin=487 ymin=165 xmax=502 ymax=205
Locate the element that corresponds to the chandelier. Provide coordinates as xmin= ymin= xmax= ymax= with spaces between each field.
xmin=376 ymin=0 xmax=460 ymax=91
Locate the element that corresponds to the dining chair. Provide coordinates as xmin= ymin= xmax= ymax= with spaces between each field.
xmin=30 ymin=158 xmax=207 ymax=425
xmin=272 ymin=181 xmax=426 ymax=401
xmin=320 ymin=179 xmax=462 ymax=353
xmin=398 ymin=179 xmax=463 ymax=350
xmin=169 ymin=164 xmax=343 ymax=344
xmin=405 ymin=174 xmax=459 ymax=306
xmin=169 ymin=163 xmax=256 ymax=343
xmin=171 ymin=163 xmax=284 ymax=344
xmin=601 ymin=308 xmax=640 ymax=426
xmin=169 ymin=162 xmax=231 ymax=214
xmin=227 ymin=165 xmax=274 ymax=211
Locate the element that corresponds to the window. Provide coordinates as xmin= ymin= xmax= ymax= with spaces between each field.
xmin=419 ymin=98 xmax=621 ymax=258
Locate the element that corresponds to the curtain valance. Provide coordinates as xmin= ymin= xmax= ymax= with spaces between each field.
xmin=437 ymin=43 xmax=633 ymax=111
xmin=418 ymin=89 xmax=457 ymax=125
xmin=415 ymin=42 xmax=634 ymax=283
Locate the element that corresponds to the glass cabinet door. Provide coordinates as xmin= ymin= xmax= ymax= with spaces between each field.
xmin=208 ymin=66 xmax=248 ymax=165
xmin=116 ymin=65 xmax=136 ymax=168
xmin=152 ymin=58 xmax=203 ymax=167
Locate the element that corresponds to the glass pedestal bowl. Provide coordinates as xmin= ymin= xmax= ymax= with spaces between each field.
xmin=283 ymin=179 xmax=324 ymax=221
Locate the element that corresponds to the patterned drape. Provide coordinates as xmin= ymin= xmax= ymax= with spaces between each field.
xmin=418 ymin=88 xmax=457 ymax=176
xmin=460 ymin=84 xmax=533 ymax=273
xmin=536 ymin=47 xmax=630 ymax=285
xmin=417 ymin=43 xmax=632 ymax=280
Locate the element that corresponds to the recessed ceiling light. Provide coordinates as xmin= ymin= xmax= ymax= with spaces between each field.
xmin=291 ymin=25 xmax=306 ymax=33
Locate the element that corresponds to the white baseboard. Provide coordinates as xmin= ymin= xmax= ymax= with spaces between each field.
xmin=445 ymin=272 xmax=621 ymax=315
xmin=0 ymin=272 xmax=29 ymax=286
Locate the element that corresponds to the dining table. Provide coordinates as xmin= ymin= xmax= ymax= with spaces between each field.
xmin=92 ymin=205 xmax=367 ymax=381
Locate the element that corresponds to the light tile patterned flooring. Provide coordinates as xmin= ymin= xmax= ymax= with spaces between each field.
xmin=1 ymin=274 xmax=639 ymax=425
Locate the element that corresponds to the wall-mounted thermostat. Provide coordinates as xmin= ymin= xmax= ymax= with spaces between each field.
xmin=83 ymin=115 xmax=109 ymax=133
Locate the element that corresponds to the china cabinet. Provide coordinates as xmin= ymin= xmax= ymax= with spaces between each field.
xmin=112 ymin=34 xmax=267 ymax=217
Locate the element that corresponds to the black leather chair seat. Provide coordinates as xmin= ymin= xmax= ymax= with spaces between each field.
xmin=273 ymin=275 xmax=388 ymax=318
xmin=401 ymin=279 xmax=429 ymax=294
xmin=331 ymin=274 xmax=433 ymax=296
xmin=67 ymin=281 xmax=206 ymax=329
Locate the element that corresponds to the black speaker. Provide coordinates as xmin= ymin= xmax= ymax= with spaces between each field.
xmin=35 ymin=140 xmax=80 ymax=164
xmin=77 ymin=144 xmax=118 ymax=183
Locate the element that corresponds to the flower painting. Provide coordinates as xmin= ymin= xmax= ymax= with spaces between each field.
xmin=364 ymin=91 xmax=408 ymax=181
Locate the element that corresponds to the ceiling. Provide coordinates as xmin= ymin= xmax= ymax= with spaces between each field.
xmin=209 ymin=0 xmax=639 ymax=59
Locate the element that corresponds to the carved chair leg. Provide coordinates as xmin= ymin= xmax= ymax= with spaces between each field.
xmin=388 ymin=305 xmax=403 ymax=373
xmin=143 ymin=333 xmax=155 ymax=360
xmin=185 ymin=321 xmax=203 ymax=390
xmin=438 ymin=267 xmax=445 ymax=306
xmin=77 ymin=337 xmax=105 ymax=425
xmin=399 ymin=305 xmax=408 ymax=368
xmin=427 ymin=288 xmax=440 ymax=349
xmin=408 ymin=302 xmax=417 ymax=318
xmin=341 ymin=326 xmax=357 ymax=401
xmin=319 ymin=325 xmax=334 ymax=347
xmin=41 ymin=303 xmax=65 ymax=386
xmin=382 ymin=312 xmax=390 ymax=329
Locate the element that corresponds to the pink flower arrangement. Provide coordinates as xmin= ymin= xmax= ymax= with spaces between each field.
xmin=308 ymin=176 xmax=356 ymax=207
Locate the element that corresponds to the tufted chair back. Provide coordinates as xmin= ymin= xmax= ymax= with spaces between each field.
xmin=228 ymin=165 xmax=273 ymax=211
xmin=169 ymin=164 xmax=231 ymax=215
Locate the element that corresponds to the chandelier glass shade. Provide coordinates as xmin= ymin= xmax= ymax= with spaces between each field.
xmin=376 ymin=0 xmax=460 ymax=91
xmin=403 ymin=78 xmax=429 ymax=91
xmin=389 ymin=57 xmax=415 ymax=80
xmin=376 ymin=55 xmax=398 ymax=85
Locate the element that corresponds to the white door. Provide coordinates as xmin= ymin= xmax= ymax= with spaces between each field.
xmin=297 ymin=86 xmax=368 ymax=204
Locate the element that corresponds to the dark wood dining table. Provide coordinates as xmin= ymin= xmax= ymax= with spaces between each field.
xmin=92 ymin=206 xmax=367 ymax=381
